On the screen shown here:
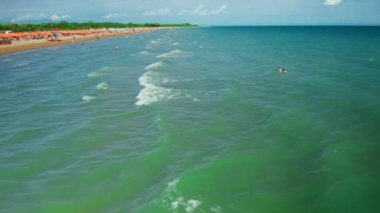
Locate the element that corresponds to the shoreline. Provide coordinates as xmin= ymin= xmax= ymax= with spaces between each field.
xmin=0 ymin=28 xmax=158 ymax=56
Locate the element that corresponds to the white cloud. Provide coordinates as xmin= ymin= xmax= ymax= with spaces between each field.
xmin=190 ymin=4 xmax=228 ymax=16
xmin=104 ymin=13 xmax=127 ymax=19
xmin=211 ymin=4 xmax=227 ymax=14
xmin=51 ymin=14 xmax=60 ymax=21
xmin=191 ymin=5 xmax=208 ymax=16
xmin=143 ymin=8 xmax=171 ymax=16
xmin=51 ymin=14 xmax=71 ymax=21
xmin=61 ymin=15 xmax=71 ymax=19
xmin=10 ymin=13 xmax=71 ymax=23
xmin=323 ymin=0 xmax=343 ymax=6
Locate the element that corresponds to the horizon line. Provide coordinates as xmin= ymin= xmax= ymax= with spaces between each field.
xmin=205 ymin=24 xmax=380 ymax=27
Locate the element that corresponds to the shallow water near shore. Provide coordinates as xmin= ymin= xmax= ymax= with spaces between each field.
xmin=1 ymin=27 xmax=380 ymax=212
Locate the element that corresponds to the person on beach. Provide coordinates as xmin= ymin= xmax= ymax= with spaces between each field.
xmin=52 ymin=32 xmax=59 ymax=41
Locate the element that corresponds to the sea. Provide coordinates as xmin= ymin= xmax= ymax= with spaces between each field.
xmin=0 ymin=26 xmax=379 ymax=213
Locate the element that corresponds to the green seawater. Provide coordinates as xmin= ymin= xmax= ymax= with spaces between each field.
xmin=0 ymin=27 xmax=380 ymax=212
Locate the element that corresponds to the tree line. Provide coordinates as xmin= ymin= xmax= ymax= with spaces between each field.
xmin=0 ymin=21 xmax=196 ymax=32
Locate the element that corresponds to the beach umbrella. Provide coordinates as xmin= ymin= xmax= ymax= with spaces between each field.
xmin=9 ymin=33 xmax=20 ymax=39
xmin=0 ymin=34 xmax=8 ymax=40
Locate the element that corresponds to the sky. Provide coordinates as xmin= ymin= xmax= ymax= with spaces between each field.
xmin=1 ymin=0 xmax=380 ymax=25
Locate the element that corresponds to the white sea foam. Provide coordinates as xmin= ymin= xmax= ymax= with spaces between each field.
xmin=98 ymin=66 xmax=109 ymax=72
xmin=87 ymin=72 xmax=100 ymax=78
xmin=135 ymin=85 xmax=170 ymax=106
xmin=96 ymin=82 xmax=109 ymax=90
xmin=137 ymin=50 xmax=152 ymax=55
xmin=162 ymin=178 xmax=181 ymax=209
xmin=210 ymin=206 xmax=222 ymax=213
xmin=171 ymin=197 xmax=184 ymax=209
xmin=87 ymin=66 xmax=111 ymax=78
xmin=1 ymin=58 xmax=12 ymax=62
xmin=185 ymin=199 xmax=202 ymax=213
xmin=145 ymin=61 xmax=165 ymax=70
xmin=82 ymin=95 xmax=96 ymax=102
xmin=135 ymin=75 xmax=178 ymax=106
xmin=173 ymin=42 xmax=180 ymax=46
xmin=168 ymin=178 xmax=180 ymax=188
xmin=137 ymin=61 xmax=184 ymax=105
xmin=157 ymin=50 xmax=190 ymax=58
xmin=13 ymin=62 xmax=29 ymax=67
xmin=184 ymin=94 xmax=199 ymax=102
xmin=161 ymin=178 xmax=203 ymax=213
xmin=151 ymin=40 xmax=159 ymax=44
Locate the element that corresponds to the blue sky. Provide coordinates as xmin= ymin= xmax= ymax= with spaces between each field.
xmin=1 ymin=0 xmax=379 ymax=25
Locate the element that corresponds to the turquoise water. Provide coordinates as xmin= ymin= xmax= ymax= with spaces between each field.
xmin=1 ymin=27 xmax=380 ymax=212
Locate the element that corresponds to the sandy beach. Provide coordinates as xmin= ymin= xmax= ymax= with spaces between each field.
xmin=0 ymin=28 xmax=156 ymax=55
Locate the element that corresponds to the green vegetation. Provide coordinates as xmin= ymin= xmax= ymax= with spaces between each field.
xmin=0 ymin=21 xmax=196 ymax=32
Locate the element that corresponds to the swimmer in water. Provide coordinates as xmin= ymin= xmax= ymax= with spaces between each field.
xmin=277 ymin=67 xmax=286 ymax=73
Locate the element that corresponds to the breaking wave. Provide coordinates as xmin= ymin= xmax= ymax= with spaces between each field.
xmin=157 ymin=50 xmax=190 ymax=58
xmin=87 ymin=72 xmax=100 ymax=78
xmin=161 ymin=178 xmax=203 ymax=213
xmin=87 ymin=66 xmax=111 ymax=78
xmin=82 ymin=95 xmax=96 ymax=102
xmin=138 ymin=50 xmax=153 ymax=55
xmin=145 ymin=61 xmax=165 ymax=70
xmin=135 ymin=70 xmax=179 ymax=106
xmin=96 ymin=82 xmax=109 ymax=90
xmin=13 ymin=62 xmax=29 ymax=67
